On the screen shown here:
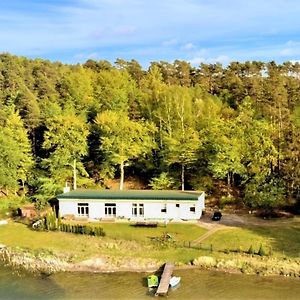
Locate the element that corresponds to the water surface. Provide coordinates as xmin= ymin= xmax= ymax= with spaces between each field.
xmin=0 ymin=265 xmax=299 ymax=300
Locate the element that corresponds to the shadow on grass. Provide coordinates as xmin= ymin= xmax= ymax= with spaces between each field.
xmin=200 ymin=212 xmax=300 ymax=258
xmin=246 ymin=225 xmax=300 ymax=258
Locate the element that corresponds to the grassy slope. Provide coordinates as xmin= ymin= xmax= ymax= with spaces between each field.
xmin=97 ymin=223 xmax=207 ymax=242
xmin=205 ymin=225 xmax=300 ymax=258
xmin=0 ymin=222 xmax=207 ymax=263
xmin=0 ymin=221 xmax=299 ymax=264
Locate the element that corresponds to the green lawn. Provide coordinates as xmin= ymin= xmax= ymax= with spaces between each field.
xmin=0 ymin=221 xmax=299 ymax=264
xmin=98 ymin=222 xmax=207 ymax=242
xmin=204 ymin=225 xmax=300 ymax=258
xmin=0 ymin=222 xmax=208 ymax=263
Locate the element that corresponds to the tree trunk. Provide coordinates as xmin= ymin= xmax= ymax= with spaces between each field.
xmin=181 ymin=164 xmax=185 ymax=191
xmin=73 ymin=159 xmax=77 ymax=190
xmin=277 ymin=106 xmax=282 ymax=173
xmin=120 ymin=161 xmax=125 ymax=190
xmin=21 ymin=180 xmax=25 ymax=196
xmin=159 ymin=118 xmax=163 ymax=147
xmin=227 ymin=172 xmax=231 ymax=196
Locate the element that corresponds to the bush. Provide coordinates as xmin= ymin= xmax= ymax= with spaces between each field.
xmin=149 ymin=172 xmax=176 ymax=190
xmin=258 ymin=244 xmax=267 ymax=256
xmin=84 ymin=225 xmax=91 ymax=235
xmin=58 ymin=223 xmax=105 ymax=237
xmin=219 ymin=196 xmax=237 ymax=209
xmin=44 ymin=212 xmax=58 ymax=231
xmin=0 ymin=195 xmax=28 ymax=218
xmin=190 ymin=176 xmax=214 ymax=193
xmin=248 ymin=245 xmax=255 ymax=255
xmin=39 ymin=214 xmax=106 ymax=237
xmin=193 ymin=256 xmax=216 ymax=267
xmin=57 ymin=214 xmax=62 ymax=230
xmin=244 ymin=177 xmax=286 ymax=212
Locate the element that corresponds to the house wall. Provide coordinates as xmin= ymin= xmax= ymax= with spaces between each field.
xmin=58 ymin=193 xmax=205 ymax=221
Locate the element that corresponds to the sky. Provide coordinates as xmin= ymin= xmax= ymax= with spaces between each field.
xmin=1 ymin=0 xmax=300 ymax=67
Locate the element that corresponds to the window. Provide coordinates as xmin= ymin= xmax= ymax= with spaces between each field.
xmin=132 ymin=203 xmax=144 ymax=217
xmin=105 ymin=203 xmax=116 ymax=217
xmin=78 ymin=203 xmax=89 ymax=217
xmin=139 ymin=204 xmax=144 ymax=216
xmin=190 ymin=205 xmax=196 ymax=213
xmin=132 ymin=203 xmax=137 ymax=216
xmin=176 ymin=204 xmax=180 ymax=208
xmin=161 ymin=204 xmax=167 ymax=213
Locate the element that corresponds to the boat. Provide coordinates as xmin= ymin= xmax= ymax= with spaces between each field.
xmin=169 ymin=276 xmax=181 ymax=287
xmin=147 ymin=275 xmax=159 ymax=288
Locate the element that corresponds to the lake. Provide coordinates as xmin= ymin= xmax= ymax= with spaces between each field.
xmin=0 ymin=265 xmax=299 ymax=299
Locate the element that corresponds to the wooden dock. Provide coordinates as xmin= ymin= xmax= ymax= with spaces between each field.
xmin=155 ymin=262 xmax=174 ymax=297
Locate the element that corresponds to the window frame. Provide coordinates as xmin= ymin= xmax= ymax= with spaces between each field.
xmin=77 ymin=203 xmax=89 ymax=217
xmin=190 ymin=205 xmax=196 ymax=213
xmin=161 ymin=204 xmax=167 ymax=213
xmin=105 ymin=203 xmax=116 ymax=217
xmin=132 ymin=203 xmax=144 ymax=217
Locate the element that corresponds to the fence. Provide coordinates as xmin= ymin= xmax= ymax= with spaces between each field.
xmin=180 ymin=241 xmax=214 ymax=252
xmin=176 ymin=240 xmax=271 ymax=256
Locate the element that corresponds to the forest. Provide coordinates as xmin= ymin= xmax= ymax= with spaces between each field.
xmin=0 ymin=53 xmax=300 ymax=213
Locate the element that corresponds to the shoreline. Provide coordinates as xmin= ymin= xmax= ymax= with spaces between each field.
xmin=1 ymin=245 xmax=299 ymax=278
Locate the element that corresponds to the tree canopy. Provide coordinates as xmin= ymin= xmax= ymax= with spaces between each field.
xmin=1 ymin=53 xmax=300 ymax=212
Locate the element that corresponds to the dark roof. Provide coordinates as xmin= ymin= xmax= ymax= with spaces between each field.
xmin=57 ymin=189 xmax=202 ymax=201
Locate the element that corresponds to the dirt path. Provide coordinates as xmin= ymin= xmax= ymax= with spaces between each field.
xmin=193 ymin=213 xmax=299 ymax=243
xmin=192 ymin=226 xmax=224 ymax=243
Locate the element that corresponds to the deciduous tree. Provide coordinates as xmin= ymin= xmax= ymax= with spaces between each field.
xmin=95 ymin=110 xmax=157 ymax=190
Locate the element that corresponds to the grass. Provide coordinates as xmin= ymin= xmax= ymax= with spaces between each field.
xmin=0 ymin=220 xmax=299 ymax=266
xmin=0 ymin=222 xmax=208 ymax=263
xmin=204 ymin=225 xmax=300 ymax=258
xmin=96 ymin=223 xmax=207 ymax=242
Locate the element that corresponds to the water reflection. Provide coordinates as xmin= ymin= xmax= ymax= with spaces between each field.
xmin=0 ymin=265 xmax=299 ymax=300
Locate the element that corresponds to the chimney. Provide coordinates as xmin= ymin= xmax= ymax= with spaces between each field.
xmin=63 ymin=182 xmax=70 ymax=193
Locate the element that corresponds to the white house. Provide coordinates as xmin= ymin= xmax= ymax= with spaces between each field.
xmin=57 ymin=189 xmax=205 ymax=221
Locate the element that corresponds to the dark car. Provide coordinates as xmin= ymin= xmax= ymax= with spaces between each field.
xmin=212 ymin=211 xmax=222 ymax=221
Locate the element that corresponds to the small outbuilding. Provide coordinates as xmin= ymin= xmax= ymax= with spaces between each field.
xmin=57 ymin=189 xmax=205 ymax=221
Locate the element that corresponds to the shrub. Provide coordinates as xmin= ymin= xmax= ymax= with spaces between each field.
xmin=57 ymin=214 xmax=62 ymax=230
xmin=219 ymin=196 xmax=236 ymax=209
xmin=193 ymin=256 xmax=216 ymax=267
xmin=269 ymin=246 xmax=273 ymax=256
xmin=39 ymin=217 xmax=106 ymax=237
xmin=248 ymin=245 xmax=255 ymax=255
xmin=0 ymin=195 xmax=27 ymax=218
xmin=45 ymin=212 xmax=57 ymax=231
xmin=190 ymin=176 xmax=214 ymax=193
xmin=58 ymin=223 xmax=105 ymax=237
xmin=149 ymin=172 xmax=176 ymax=190
xmin=244 ymin=177 xmax=286 ymax=213
xmin=258 ymin=244 xmax=267 ymax=256
xmin=84 ymin=225 xmax=91 ymax=235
